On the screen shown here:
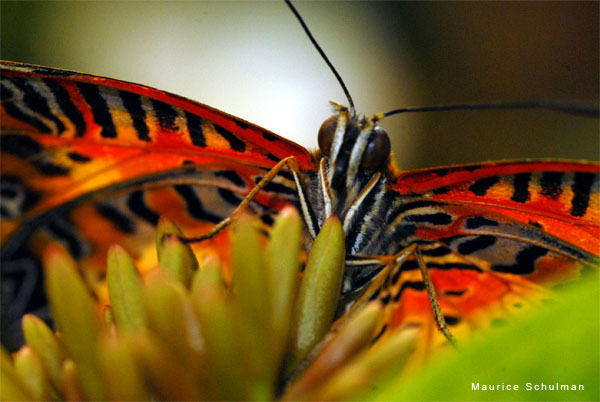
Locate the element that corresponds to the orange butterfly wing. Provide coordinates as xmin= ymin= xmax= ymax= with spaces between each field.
xmin=376 ymin=160 xmax=599 ymax=353
xmin=1 ymin=60 xmax=313 ymax=227
xmin=394 ymin=161 xmax=599 ymax=254
xmin=1 ymin=61 xmax=314 ymax=257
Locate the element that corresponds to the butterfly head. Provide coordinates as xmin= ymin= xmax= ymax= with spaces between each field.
xmin=318 ymin=102 xmax=391 ymax=200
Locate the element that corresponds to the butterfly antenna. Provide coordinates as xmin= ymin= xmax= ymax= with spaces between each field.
xmin=285 ymin=0 xmax=356 ymax=117
xmin=382 ymin=100 xmax=599 ymax=119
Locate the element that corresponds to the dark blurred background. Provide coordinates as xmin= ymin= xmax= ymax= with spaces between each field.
xmin=2 ymin=1 xmax=598 ymax=170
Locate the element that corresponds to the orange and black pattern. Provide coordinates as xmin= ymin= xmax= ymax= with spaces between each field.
xmin=1 ymin=61 xmax=598 ymax=353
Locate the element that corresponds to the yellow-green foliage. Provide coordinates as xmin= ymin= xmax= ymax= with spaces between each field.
xmin=1 ymin=209 xmax=596 ymax=401
xmin=0 ymin=208 xmax=417 ymax=401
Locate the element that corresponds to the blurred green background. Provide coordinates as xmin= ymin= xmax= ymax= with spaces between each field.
xmin=2 ymin=1 xmax=598 ymax=170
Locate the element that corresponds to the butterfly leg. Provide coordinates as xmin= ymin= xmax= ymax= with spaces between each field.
xmin=180 ymin=156 xmax=303 ymax=243
xmin=333 ymin=244 xmax=419 ymax=330
xmin=341 ymin=243 xmax=458 ymax=347
xmin=412 ymin=246 xmax=458 ymax=347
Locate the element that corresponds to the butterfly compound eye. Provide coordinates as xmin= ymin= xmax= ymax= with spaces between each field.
xmin=318 ymin=116 xmax=337 ymax=156
xmin=361 ymin=126 xmax=391 ymax=172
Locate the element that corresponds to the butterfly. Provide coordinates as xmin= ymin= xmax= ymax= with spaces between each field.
xmin=1 ymin=2 xmax=598 ymax=355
